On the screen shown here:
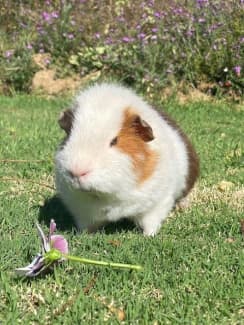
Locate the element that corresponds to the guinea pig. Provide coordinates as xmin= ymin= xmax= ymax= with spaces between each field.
xmin=55 ymin=83 xmax=199 ymax=236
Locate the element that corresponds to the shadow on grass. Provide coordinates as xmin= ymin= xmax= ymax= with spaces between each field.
xmin=38 ymin=196 xmax=75 ymax=231
xmin=101 ymin=219 xmax=137 ymax=235
xmin=39 ymin=195 xmax=137 ymax=234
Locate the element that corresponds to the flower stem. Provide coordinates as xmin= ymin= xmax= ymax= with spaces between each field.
xmin=63 ymin=254 xmax=143 ymax=271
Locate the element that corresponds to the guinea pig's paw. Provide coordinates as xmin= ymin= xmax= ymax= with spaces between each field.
xmin=143 ymin=227 xmax=158 ymax=237
xmin=138 ymin=197 xmax=175 ymax=236
xmin=176 ymin=196 xmax=191 ymax=211
xmin=137 ymin=215 xmax=162 ymax=237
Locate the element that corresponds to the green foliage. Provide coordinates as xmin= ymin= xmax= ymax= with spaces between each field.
xmin=0 ymin=48 xmax=37 ymax=94
xmin=0 ymin=95 xmax=243 ymax=323
xmin=0 ymin=1 xmax=244 ymax=95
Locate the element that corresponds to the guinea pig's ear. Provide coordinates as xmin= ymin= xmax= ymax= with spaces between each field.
xmin=132 ymin=115 xmax=154 ymax=142
xmin=58 ymin=109 xmax=74 ymax=134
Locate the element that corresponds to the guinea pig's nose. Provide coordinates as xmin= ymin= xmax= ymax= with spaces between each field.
xmin=69 ymin=169 xmax=90 ymax=178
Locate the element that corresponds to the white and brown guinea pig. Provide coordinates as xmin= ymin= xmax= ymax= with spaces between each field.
xmin=55 ymin=83 xmax=199 ymax=236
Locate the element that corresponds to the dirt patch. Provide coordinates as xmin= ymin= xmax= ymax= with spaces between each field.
xmin=32 ymin=53 xmax=51 ymax=69
xmin=177 ymin=88 xmax=211 ymax=104
xmin=32 ymin=68 xmax=101 ymax=95
xmin=161 ymin=84 xmax=211 ymax=104
xmin=32 ymin=69 xmax=81 ymax=95
xmin=30 ymin=54 xmax=243 ymax=103
xmin=31 ymin=53 xmax=101 ymax=95
xmin=197 ymin=82 xmax=216 ymax=94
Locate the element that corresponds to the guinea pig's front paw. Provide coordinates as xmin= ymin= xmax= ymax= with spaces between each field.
xmin=142 ymin=227 xmax=158 ymax=237
xmin=137 ymin=198 xmax=175 ymax=236
xmin=138 ymin=217 xmax=162 ymax=237
xmin=176 ymin=196 xmax=191 ymax=211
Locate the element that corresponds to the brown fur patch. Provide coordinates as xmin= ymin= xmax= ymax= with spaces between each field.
xmin=117 ymin=109 xmax=159 ymax=184
xmin=58 ymin=109 xmax=74 ymax=134
xmin=131 ymin=116 xmax=154 ymax=142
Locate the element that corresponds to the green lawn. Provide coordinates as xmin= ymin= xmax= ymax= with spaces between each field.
xmin=0 ymin=95 xmax=243 ymax=324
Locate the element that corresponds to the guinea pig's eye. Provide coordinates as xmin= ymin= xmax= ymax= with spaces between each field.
xmin=110 ymin=136 xmax=118 ymax=147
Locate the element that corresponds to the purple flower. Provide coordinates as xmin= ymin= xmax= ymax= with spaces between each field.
xmin=26 ymin=44 xmax=33 ymax=50
xmin=154 ymin=12 xmax=162 ymax=18
xmin=122 ymin=36 xmax=130 ymax=43
xmin=105 ymin=38 xmax=113 ymax=45
xmin=196 ymin=0 xmax=209 ymax=6
xmin=51 ymin=11 xmax=59 ymax=19
xmin=186 ymin=30 xmax=193 ymax=37
xmin=138 ymin=32 xmax=146 ymax=40
xmin=233 ymin=66 xmax=241 ymax=77
xmin=122 ymin=36 xmax=134 ymax=43
xmin=67 ymin=33 xmax=75 ymax=40
xmin=152 ymin=28 xmax=158 ymax=33
xmin=173 ymin=7 xmax=183 ymax=15
xmin=198 ymin=18 xmax=206 ymax=23
xmin=4 ymin=50 xmax=14 ymax=58
xmin=44 ymin=58 xmax=51 ymax=65
xmin=208 ymin=24 xmax=218 ymax=32
xmin=148 ymin=0 xmax=155 ymax=7
xmin=42 ymin=11 xmax=52 ymax=22
xmin=16 ymin=220 xmax=68 ymax=277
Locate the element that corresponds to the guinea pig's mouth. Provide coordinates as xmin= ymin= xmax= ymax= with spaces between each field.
xmin=71 ymin=178 xmax=92 ymax=192
xmin=79 ymin=186 xmax=111 ymax=200
xmin=68 ymin=176 xmax=109 ymax=199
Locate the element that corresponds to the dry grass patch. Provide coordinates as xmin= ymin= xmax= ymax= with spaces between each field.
xmin=190 ymin=181 xmax=244 ymax=212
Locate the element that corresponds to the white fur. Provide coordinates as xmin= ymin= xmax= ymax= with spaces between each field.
xmin=55 ymin=83 xmax=189 ymax=236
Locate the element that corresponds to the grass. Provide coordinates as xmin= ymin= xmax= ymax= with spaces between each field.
xmin=0 ymin=94 xmax=243 ymax=324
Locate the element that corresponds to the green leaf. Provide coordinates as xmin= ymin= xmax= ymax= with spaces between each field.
xmin=68 ymin=55 xmax=79 ymax=66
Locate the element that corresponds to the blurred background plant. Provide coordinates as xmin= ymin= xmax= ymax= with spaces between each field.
xmin=0 ymin=0 xmax=243 ymax=97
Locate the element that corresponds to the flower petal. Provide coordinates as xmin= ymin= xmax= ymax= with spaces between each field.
xmin=51 ymin=235 xmax=69 ymax=254
xmin=15 ymin=254 xmax=46 ymax=277
xmin=49 ymin=219 xmax=56 ymax=237
xmin=36 ymin=223 xmax=50 ymax=253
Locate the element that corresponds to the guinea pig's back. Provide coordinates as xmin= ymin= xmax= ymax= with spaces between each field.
xmin=153 ymin=107 xmax=199 ymax=199
xmin=131 ymin=99 xmax=199 ymax=199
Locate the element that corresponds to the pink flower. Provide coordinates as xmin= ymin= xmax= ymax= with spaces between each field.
xmin=122 ymin=36 xmax=134 ymax=43
xmin=233 ymin=66 xmax=241 ymax=77
xmin=67 ymin=33 xmax=74 ymax=40
xmin=16 ymin=220 xmax=68 ymax=277
xmin=51 ymin=12 xmax=59 ymax=19
xmin=42 ymin=11 xmax=52 ymax=22
xmin=15 ymin=220 xmax=142 ymax=276
xmin=48 ymin=219 xmax=68 ymax=254
xmin=5 ymin=50 xmax=14 ymax=58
